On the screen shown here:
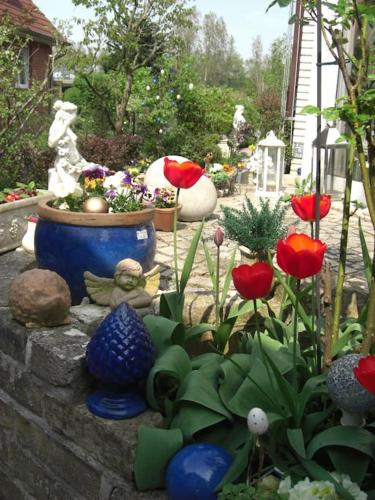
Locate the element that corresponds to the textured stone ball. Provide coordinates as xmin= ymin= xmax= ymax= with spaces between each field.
xmin=327 ymin=354 xmax=375 ymax=415
xmin=9 ymin=269 xmax=71 ymax=327
xmin=166 ymin=444 xmax=233 ymax=500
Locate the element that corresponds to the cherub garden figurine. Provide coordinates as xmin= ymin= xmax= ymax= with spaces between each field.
xmin=84 ymin=259 xmax=160 ymax=311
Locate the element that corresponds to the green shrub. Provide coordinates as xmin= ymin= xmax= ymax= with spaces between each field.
xmin=78 ymin=135 xmax=143 ymax=170
xmin=221 ymin=197 xmax=288 ymax=260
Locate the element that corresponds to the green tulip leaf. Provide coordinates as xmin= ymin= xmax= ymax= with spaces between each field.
xmin=146 ymin=345 xmax=191 ymax=411
xmin=327 ymin=448 xmax=370 ymax=486
xmin=215 ymin=438 xmax=252 ymax=492
xmin=143 ymin=315 xmax=185 ymax=354
xmin=185 ymin=323 xmax=215 ymax=343
xmin=176 ymin=369 xmax=232 ymax=420
xmin=307 ymin=426 xmax=375 ymax=460
xmin=215 ymin=317 xmax=237 ymax=351
xmin=159 ymin=291 xmax=183 ymax=321
xmin=219 ymin=355 xmax=282 ymax=417
xmin=191 ymin=353 xmax=223 ymax=370
xmin=134 ymin=425 xmax=183 ymax=490
xmin=196 ymin=417 xmax=249 ymax=454
xmin=202 ymin=239 xmax=217 ymax=292
xmin=170 ymin=402 xmax=227 ymax=440
xmin=219 ymin=246 xmax=238 ymax=309
xmin=180 ymin=221 xmax=204 ymax=295
xmin=296 ymin=374 xmax=327 ymax=424
xmin=287 ymin=428 xmax=306 ymax=458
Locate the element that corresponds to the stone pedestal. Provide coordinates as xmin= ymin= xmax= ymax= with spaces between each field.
xmin=0 ymin=250 xmax=166 ymax=499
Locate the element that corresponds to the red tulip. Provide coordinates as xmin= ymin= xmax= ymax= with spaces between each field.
xmin=353 ymin=356 xmax=375 ymax=395
xmin=276 ymin=233 xmax=327 ymax=279
xmin=232 ymin=262 xmax=274 ymax=300
xmin=164 ymin=157 xmax=204 ymax=189
xmin=291 ymin=193 xmax=331 ymax=222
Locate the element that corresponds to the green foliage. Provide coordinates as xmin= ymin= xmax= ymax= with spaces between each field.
xmin=108 ymin=191 xmax=143 ymax=213
xmin=70 ymin=0 xmax=193 ymax=134
xmin=0 ymin=19 xmax=53 ymax=189
xmin=221 ymin=198 xmax=288 ymax=260
xmin=218 ymin=481 xmax=280 ymax=499
xmin=64 ymin=74 xmax=117 ymax=136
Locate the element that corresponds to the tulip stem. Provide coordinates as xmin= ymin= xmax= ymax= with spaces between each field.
xmin=253 ymin=299 xmax=261 ymax=347
xmin=215 ymin=245 xmax=220 ymax=328
xmin=293 ymin=279 xmax=301 ymax=390
xmin=173 ymin=188 xmax=180 ymax=296
xmin=307 ymin=222 xmax=317 ymax=371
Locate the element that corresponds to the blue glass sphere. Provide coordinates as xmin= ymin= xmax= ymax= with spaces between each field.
xmin=166 ymin=444 xmax=233 ymax=500
xmin=86 ymin=302 xmax=155 ymax=386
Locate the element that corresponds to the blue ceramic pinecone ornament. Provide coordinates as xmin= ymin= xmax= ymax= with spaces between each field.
xmin=86 ymin=302 xmax=155 ymax=386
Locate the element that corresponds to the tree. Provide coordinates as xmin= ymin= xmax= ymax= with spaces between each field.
xmin=72 ymin=0 xmax=192 ymax=134
xmin=194 ymin=12 xmax=246 ymax=89
xmin=272 ymin=0 xmax=375 ymax=353
xmin=0 ymin=18 xmax=64 ymax=188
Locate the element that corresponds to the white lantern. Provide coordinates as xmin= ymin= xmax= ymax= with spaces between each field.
xmin=312 ymin=125 xmax=348 ymax=193
xmin=256 ymin=131 xmax=285 ymax=196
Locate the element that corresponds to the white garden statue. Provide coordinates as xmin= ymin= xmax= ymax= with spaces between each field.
xmin=48 ymin=100 xmax=87 ymax=198
xmin=232 ymin=104 xmax=247 ymax=147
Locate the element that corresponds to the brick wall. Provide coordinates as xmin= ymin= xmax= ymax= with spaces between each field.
xmin=29 ymin=40 xmax=52 ymax=84
xmin=0 ymin=251 xmax=166 ymax=500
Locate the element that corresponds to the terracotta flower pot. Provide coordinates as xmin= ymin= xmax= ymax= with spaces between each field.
xmin=153 ymin=205 xmax=182 ymax=232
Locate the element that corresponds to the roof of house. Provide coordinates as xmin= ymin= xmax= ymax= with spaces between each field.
xmin=0 ymin=0 xmax=56 ymax=42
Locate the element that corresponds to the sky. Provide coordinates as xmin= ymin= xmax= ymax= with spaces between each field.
xmin=33 ymin=0 xmax=291 ymax=60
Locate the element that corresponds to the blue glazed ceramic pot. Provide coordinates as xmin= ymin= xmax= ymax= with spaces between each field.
xmin=86 ymin=302 xmax=155 ymax=419
xmin=35 ymin=199 xmax=156 ymax=304
xmin=166 ymin=444 xmax=233 ymax=500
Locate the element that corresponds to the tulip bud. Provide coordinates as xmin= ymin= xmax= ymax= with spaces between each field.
xmin=214 ymin=227 xmax=224 ymax=247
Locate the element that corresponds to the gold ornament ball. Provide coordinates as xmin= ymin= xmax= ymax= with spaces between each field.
xmin=82 ymin=197 xmax=109 ymax=213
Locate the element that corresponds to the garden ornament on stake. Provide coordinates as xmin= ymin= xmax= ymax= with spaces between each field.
xmin=84 ymin=258 xmax=160 ymax=312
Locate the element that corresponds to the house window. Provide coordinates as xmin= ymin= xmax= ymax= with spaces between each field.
xmin=16 ymin=47 xmax=29 ymax=89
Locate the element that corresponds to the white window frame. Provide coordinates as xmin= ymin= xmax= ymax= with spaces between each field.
xmin=16 ymin=46 xmax=30 ymax=89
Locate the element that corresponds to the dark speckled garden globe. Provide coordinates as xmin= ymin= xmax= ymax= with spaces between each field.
xmin=327 ymin=354 xmax=375 ymax=417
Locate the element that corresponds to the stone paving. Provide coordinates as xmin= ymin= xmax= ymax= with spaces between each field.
xmin=155 ymin=183 xmax=374 ymax=308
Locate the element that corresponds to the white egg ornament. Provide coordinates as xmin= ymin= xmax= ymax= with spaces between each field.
xmin=247 ymin=408 xmax=269 ymax=435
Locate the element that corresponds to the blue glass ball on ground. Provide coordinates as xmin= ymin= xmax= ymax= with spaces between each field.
xmin=166 ymin=444 xmax=233 ymax=500
xmin=85 ymin=302 xmax=155 ymax=419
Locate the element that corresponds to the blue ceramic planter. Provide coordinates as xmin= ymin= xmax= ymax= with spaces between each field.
xmin=166 ymin=444 xmax=233 ymax=500
xmin=86 ymin=302 xmax=155 ymax=419
xmin=35 ymin=200 xmax=156 ymax=304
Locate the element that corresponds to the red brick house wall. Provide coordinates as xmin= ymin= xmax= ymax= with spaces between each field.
xmin=29 ymin=40 xmax=52 ymax=83
xmin=0 ymin=0 xmax=56 ymax=86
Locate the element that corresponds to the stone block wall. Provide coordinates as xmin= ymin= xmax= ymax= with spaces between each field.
xmin=0 ymin=251 xmax=166 ymax=500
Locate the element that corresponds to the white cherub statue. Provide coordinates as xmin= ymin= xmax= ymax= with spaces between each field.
xmin=48 ymin=100 xmax=87 ymax=198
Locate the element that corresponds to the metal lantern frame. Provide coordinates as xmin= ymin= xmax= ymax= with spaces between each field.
xmin=256 ymin=130 xmax=286 ymax=197
xmin=312 ymin=125 xmax=348 ymax=193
